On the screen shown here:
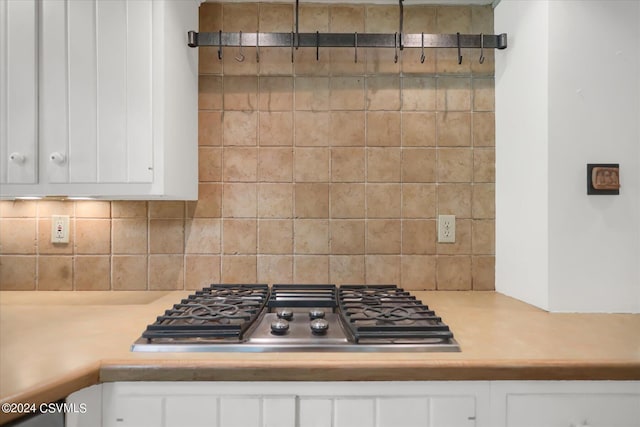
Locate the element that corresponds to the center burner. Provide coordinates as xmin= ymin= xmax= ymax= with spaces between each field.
xmin=133 ymin=284 xmax=459 ymax=352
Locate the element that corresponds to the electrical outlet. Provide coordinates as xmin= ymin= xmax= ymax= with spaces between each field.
xmin=438 ymin=214 xmax=456 ymax=243
xmin=51 ymin=215 xmax=69 ymax=244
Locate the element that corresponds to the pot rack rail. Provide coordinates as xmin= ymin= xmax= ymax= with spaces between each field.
xmin=186 ymin=0 xmax=507 ymax=63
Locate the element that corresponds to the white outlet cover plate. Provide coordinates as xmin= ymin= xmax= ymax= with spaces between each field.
xmin=51 ymin=215 xmax=70 ymax=244
xmin=438 ymin=214 xmax=456 ymax=243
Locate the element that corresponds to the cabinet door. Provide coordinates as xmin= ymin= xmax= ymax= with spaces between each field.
xmin=0 ymin=0 xmax=38 ymax=184
xmin=40 ymin=0 xmax=153 ymax=185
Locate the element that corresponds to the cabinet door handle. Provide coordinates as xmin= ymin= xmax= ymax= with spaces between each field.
xmin=9 ymin=152 xmax=26 ymax=164
xmin=49 ymin=152 xmax=66 ymax=165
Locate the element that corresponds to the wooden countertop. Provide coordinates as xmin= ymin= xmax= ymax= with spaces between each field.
xmin=1 ymin=290 xmax=639 ymax=424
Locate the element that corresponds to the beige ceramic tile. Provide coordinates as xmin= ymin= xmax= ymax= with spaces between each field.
xmin=294 ymin=255 xmax=329 ymax=283
xmin=258 ymin=219 xmax=293 ymax=254
xmin=75 ymin=219 xmax=110 ymax=254
xmin=260 ymin=3 xmax=293 ymax=32
xmin=294 ymin=183 xmax=329 ymax=218
xmin=437 ymin=184 xmax=472 ymax=218
xmin=472 ymin=255 xmax=495 ymax=290
xmin=223 ymin=147 xmax=258 ymax=182
xmin=402 ymin=220 xmax=437 ymax=255
xmin=402 ymin=184 xmax=436 ymax=219
xmin=402 ymin=77 xmax=436 ymax=111
xmin=329 ymin=255 xmax=365 ymax=284
xmin=472 ymin=5 xmax=494 ymax=34
xmin=257 ymin=183 xmax=293 ymax=218
xmin=38 ymin=256 xmax=73 ymax=290
xmin=366 ymin=184 xmax=401 ymax=218
xmin=295 ymin=77 xmax=329 ymax=111
xmin=112 ymin=219 xmax=148 ymax=254
xmin=366 ymin=112 xmax=400 ymax=146
xmin=402 ymin=148 xmax=436 ymax=182
xmin=329 ymin=112 xmax=365 ymax=147
xmin=187 ymin=183 xmax=222 ymax=218
xmin=329 ymin=47 xmax=366 ymax=76
xmin=185 ymin=255 xmax=220 ymax=290
xmin=473 ymin=78 xmax=495 ymax=111
xmin=402 ymin=112 xmax=436 ymax=147
xmin=257 ymin=255 xmax=293 ymax=284
xmin=199 ymin=75 xmax=223 ymax=110
xmin=221 ymin=45 xmax=258 ymax=76
xmin=365 ymin=255 xmax=400 ymax=285
xmin=112 ymin=255 xmax=147 ymax=290
xmin=330 ymin=183 xmax=365 ymax=219
xmin=149 ymin=201 xmax=184 ymax=219
xmin=259 ymin=112 xmax=293 ymax=146
xmin=436 ymin=6 xmax=472 ymax=75
xmin=149 ymin=255 xmax=184 ymax=290
xmin=330 ymin=220 xmax=365 ymax=255
xmin=366 ymin=76 xmax=400 ymax=111
xmin=223 ymin=76 xmax=258 ymax=111
xmin=330 ymin=77 xmax=365 ymax=111
xmin=330 ymin=5 xmax=364 ymax=32
xmin=294 ymin=48 xmax=331 ymax=76
xmin=472 ymin=219 xmax=495 ymax=255
xmin=298 ymin=5 xmax=329 ymax=32
xmin=198 ymin=147 xmax=222 ymax=182
xmin=473 ymin=183 xmax=495 ymax=219
xmin=401 ymin=7 xmax=437 ymax=74
xmin=437 ymin=218 xmax=472 ymax=255
xmin=75 ymin=201 xmax=110 ymax=218
xmin=221 ymin=256 xmax=257 ymax=283
xmin=258 ymin=147 xmax=293 ymax=182
xmin=199 ymin=112 xmax=223 ymax=146
xmin=367 ymin=148 xmax=401 ymax=183
xmin=436 ymin=77 xmax=471 ymax=111
xmin=472 ymin=112 xmax=495 ymax=147
xmin=0 ymin=219 xmax=36 ymax=254
xmin=223 ymin=111 xmax=257 ymax=146
xmin=223 ymin=3 xmax=258 ymax=32
xmin=295 ymin=112 xmax=330 ymax=146
xmin=331 ymin=148 xmax=365 ymax=182
xmin=38 ymin=218 xmax=74 ymax=255
xmin=367 ymin=48 xmax=400 ymax=75
xmin=401 ymin=255 xmax=437 ymax=290
xmin=37 ymin=200 xmax=74 ymax=217
xmin=223 ymin=219 xmax=257 ymax=255
xmin=0 ymin=256 xmax=36 ymax=290
xmin=149 ymin=219 xmax=184 ymax=254
xmin=222 ymin=183 xmax=257 ymax=218
xmin=199 ymin=47 xmax=222 ymax=76
xmin=471 ymin=48 xmax=494 ymax=76
xmin=474 ymin=148 xmax=495 ymax=183
xmin=437 ymin=255 xmax=472 ymax=290
xmin=74 ymin=256 xmax=110 ymax=290
xmin=294 ymin=148 xmax=330 ymax=182
xmin=437 ymin=112 xmax=471 ymax=147
xmin=185 ymin=219 xmax=221 ymax=254
xmin=199 ymin=2 xmax=222 ymax=73
xmin=0 ymin=200 xmax=36 ymax=217
xmin=437 ymin=148 xmax=473 ymax=182
xmin=294 ymin=219 xmax=329 ymax=254
xmin=259 ymin=77 xmax=293 ymax=111
xmin=366 ymin=220 xmax=401 ymax=254
xmin=111 ymin=201 xmax=147 ymax=218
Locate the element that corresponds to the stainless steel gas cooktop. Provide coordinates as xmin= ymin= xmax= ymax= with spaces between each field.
xmin=132 ymin=284 xmax=459 ymax=353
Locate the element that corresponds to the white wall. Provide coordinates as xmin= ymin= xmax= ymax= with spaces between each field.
xmin=495 ymin=0 xmax=640 ymax=313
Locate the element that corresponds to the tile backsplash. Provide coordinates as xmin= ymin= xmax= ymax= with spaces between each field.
xmin=0 ymin=3 xmax=495 ymax=291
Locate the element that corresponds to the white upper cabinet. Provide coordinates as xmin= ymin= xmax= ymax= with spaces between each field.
xmin=0 ymin=0 xmax=199 ymax=200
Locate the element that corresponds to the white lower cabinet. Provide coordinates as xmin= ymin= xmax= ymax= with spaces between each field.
xmin=65 ymin=380 xmax=639 ymax=427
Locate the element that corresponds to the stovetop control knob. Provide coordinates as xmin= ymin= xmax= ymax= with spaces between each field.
xmin=270 ymin=319 xmax=290 ymax=335
xmin=309 ymin=309 xmax=325 ymax=320
xmin=310 ymin=318 xmax=329 ymax=335
xmin=276 ymin=309 xmax=293 ymax=320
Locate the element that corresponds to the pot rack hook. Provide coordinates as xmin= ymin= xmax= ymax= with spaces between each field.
xmin=394 ymin=32 xmax=398 ymax=64
xmin=420 ymin=32 xmax=426 ymax=63
xmin=295 ymin=0 xmax=300 ymax=49
xmin=398 ymin=0 xmax=404 ymax=50
xmin=316 ymin=31 xmax=320 ymax=61
xmin=479 ymin=33 xmax=485 ymax=64
xmin=354 ymin=32 xmax=358 ymax=63
xmin=235 ymin=31 xmax=245 ymax=62
xmin=291 ymin=31 xmax=295 ymax=63
xmin=217 ymin=30 xmax=222 ymax=60
xmin=256 ymin=31 xmax=260 ymax=63
xmin=456 ymin=32 xmax=462 ymax=65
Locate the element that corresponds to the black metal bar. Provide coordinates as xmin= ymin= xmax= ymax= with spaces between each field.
xmin=191 ymin=31 xmax=508 ymax=50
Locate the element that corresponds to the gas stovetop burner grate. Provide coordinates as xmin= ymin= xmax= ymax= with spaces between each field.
xmin=267 ymin=284 xmax=337 ymax=308
xmin=142 ymin=284 xmax=269 ymax=340
xmin=337 ymin=285 xmax=454 ymax=342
